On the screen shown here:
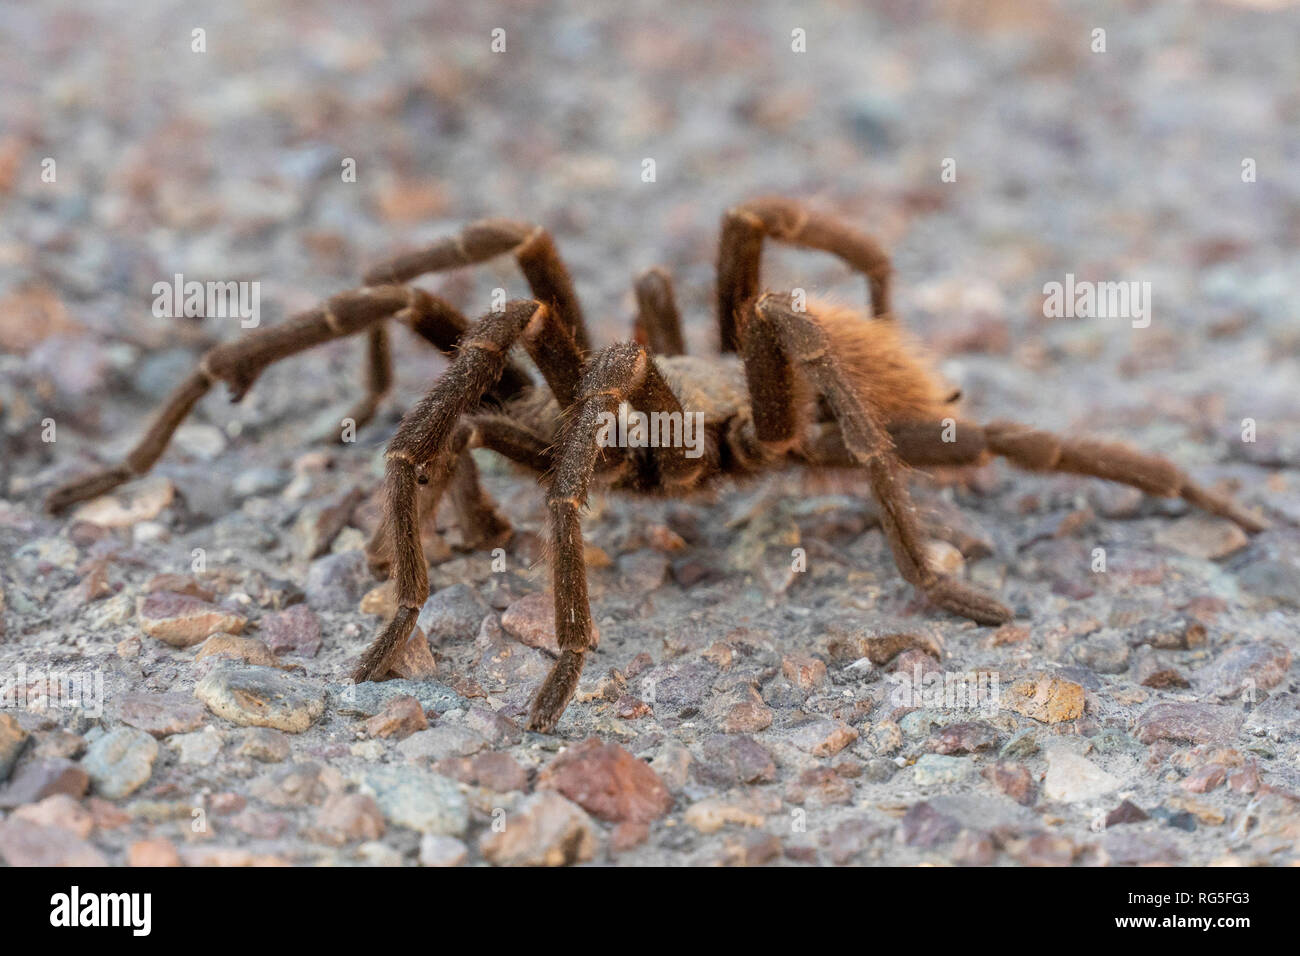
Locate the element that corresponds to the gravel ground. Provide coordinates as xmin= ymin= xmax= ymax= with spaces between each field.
xmin=1 ymin=0 xmax=1298 ymax=866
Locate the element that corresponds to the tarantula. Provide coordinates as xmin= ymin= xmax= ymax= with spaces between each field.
xmin=45 ymin=197 xmax=1268 ymax=732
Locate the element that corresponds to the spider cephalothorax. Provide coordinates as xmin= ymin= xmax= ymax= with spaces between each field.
xmin=45 ymin=197 xmax=1269 ymax=732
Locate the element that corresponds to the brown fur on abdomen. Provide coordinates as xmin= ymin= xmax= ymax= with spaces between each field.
xmin=657 ymin=300 xmax=954 ymax=427
xmin=502 ymin=301 xmax=953 ymax=452
xmin=811 ymin=301 xmax=954 ymax=424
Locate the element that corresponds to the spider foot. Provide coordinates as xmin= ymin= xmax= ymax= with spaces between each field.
xmin=336 ymin=396 xmax=383 ymax=443
xmin=45 ymin=465 xmax=134 ymax=514
xmin=1182 ymin=483 xmax=1271 ymax=535
xmin=924 ymin=576 xmax=1012 ymax=627
xmin=527 ymin=649 xmax=586 ymax=732
xmin=352 ymin=605 xmax=419 ymax=684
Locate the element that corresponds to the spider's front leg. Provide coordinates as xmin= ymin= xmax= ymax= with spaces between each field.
xmin=339 ymin=292 xmax=542 ymax=445
xmin=528 ymin=343 xmax=700 ymax=732
xmin=353 ymin=299 xmax=583 ymax=683
xmin=741 ymin=293 xmax=1012 ymax=626
xmin=45 ymin=286 xmax=423 ymax=513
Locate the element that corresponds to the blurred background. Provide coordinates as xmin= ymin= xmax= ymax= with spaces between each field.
xmin=2 ymin=0 xmax=1299 ymax=870
xmin=1 ymin=0 xmax=1297 ymax=499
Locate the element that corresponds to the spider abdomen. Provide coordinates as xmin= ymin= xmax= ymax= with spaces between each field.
xmin=810 ymin=301 xmax=954 ymax=425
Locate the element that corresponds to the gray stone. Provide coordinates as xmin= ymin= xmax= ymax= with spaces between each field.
xmin=616 ymin=550 xmax=670 ymax=591
xmin=900 ymin=801 xmax=961 ymax=848
xmin=0 ymin=758 xmax=89 ymax=809
xmin=359 ymin=766 xmax=469 ymax=836
xmin=785 ymin=718 xmax=858 ymax=756
xmin=1071 ymin=632 xmax=1131 ymax=674
xmin=329 ymin=678 xmax=466 ymax=718
xmin=863 ymin=758 xmax=896 ymax=783
xmin=0 ymin=818 xmax=108 ymax=866
xmin=694 ymin=734 xmax=776 ymax=786
xmin=232 ymin=467 xmax=289 ymax=499
xmin=1000 ymin=729 xmax=1040 ymax=759
xmin=82 ymin=727 xmax=159 ymax=799
xmin=195 ymin=664 xmax=326 ymax=732
xmin=1136 ymin=702 xmax=1244 ymax=745
xmin=238 ymin=727 xmax=292 ymax=763
xmin=293 ymin=486 xmax=364 ymax=560
xmin=395 ymin=725 xmax=488 ymax=763
xmin=1043 ymin=749 xmax=1121 ymax=803
xmin=303 ymin=550 xmax=372 ymax=612
xmin=639 ymin=658 xmax=719 ymax=711
xmin=927 ymin=793 xmax=1036 ymax=831
xmin=1236 ymin=559 xmax=1300 ymax=608
xmin=171 ymin=727 xmax=223 ymax=766
xmin=1089 ymin=729 xmax=1144 ymax=755
xmin=462 ymin=704 xmax=523 ymax=746
xmin=1243 ymin=693 xmax=1300 ymax=741
xmin=925 ymin=721 xmax=998 ymax=755
xmin=1128 ymin=616 xmax=1206 ymax=650
xmin=312 ymin=793 xmax=385 ymax=845
xmin=1103 ymin=829 xmax=1182 ymax=865
xmin=250 ymin=761 xmax=338 ymax=807
xmin=899 ymin=710 xmax=940 ymax=737
xmin=419 ymin=833 xmax=469 ymax=867
xmin=913 ymin=754 xmax=973 ymax=786
xmin=1154 ymin=515 xmax=1248 ymax=560
xmin=417 ymin=583 xmax=491 ymax=645
xmin=259 ymin=604 xmax=322 ymax=657
xmin=1197 ymin=641 xmax=1292 ymax=700
xmin=116 ymin=691 xmax=207 ymax=738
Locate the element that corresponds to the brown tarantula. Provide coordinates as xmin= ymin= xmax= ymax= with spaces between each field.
xmin=45 ymin=197 xmax=1269 ymax=731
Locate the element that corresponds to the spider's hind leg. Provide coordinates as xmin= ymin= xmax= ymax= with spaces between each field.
xmin=981 ymin=420 xmax=1269 ymax=533
xmin=868 ymin=419 xmax=1269 ymax=534
xmin=633 ymin=267 xmax=686 ymax=356
xmin=447 ymin=441 xmax=513 ymax=551
xmin=717 ymin=196 xmax=894 ymax=352
xmin=337 ymin=324 xmax=394 ymax=439
xmin=740 ymin=292 xmax=1012 ymax=626
xmin=450 ymin=415 xmax=560 ymax=551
